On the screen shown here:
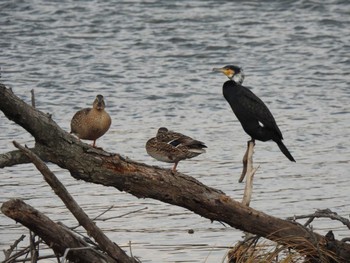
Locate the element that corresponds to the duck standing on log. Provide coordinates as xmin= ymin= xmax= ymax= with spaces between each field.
xmin=146 ymin=127 xmax=207 ymax=171
xmin=212 ymin=65 xmax=295 ymax=162
xmin=70 ymin=94 xmax=111 ymax=147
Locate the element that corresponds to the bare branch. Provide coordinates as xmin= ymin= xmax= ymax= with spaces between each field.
xmin=30 ymin=89 xmax=35 ymax=108
xmin=12 ymin=141 xmax=138 ymax=263
xmin=0 ymin=149 xmax=33 ymax=168
xmin=288 ymin=209 xmax=350 ymax=230
xmin=241 ymin=140 xmax=259 ymax=207
xmin=1 ymin=199 xmax=113 ymax=263
xmin=2 ymin=83 xmax=350 ymax=262
xmin=3 ymin=234 xmax=26 ymax=260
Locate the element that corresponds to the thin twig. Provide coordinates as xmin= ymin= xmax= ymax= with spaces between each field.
xmin=304 ymin=216 xmax=315 ymax=227
xmin=30 ymin=89 xmax=35 ymax=108
xmin=29 ymin=231 xmax=38 ymax=263
xmin=129 ymin=241 xmax=133 ymax=258
xmin=70 ymin=205 xmax=115 ymax=230
xmin=101 ymin=207 xmax=148 ymax=221
xmin=287 ymin=209 xmax=350 ymax=230
xmin=71 ymin=206 xmax=148 ymax=231
xmin=3 ymin=240 xmax=41 ymax=263
xmin=12 ymin=141 xmax=137 ymax=263
xmin=93 ymin=205 xmax=115 ymax=220
xmin=3 ymin=234 xmax=26 ymax=260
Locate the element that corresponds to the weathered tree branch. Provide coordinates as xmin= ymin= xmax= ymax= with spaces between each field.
xmin=0 ymin=148 xmax=37 ymax=168
xmin=3 ymin=234 xmax=26 ymax=260
xmin=241 ymin=140 xmax=259 ymax=207
xmin=12 ymin=141 xmax=137 ymax=263
xmin=1 ymin=199 xmax=115 ymax=263
xmin=1 ymin=83 xmax=350 ymax=262
xmin=287 ymin=209 xmax=350 ymax=230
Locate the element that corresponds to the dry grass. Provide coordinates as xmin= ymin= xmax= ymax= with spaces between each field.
xmin=226 ymin=235 xmax=341 ymax=263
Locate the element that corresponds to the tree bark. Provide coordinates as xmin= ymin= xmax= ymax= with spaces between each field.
xmin=1 ymin=83 xmax=350 ymax=262
xmin=11 ymin=141 xmax=137 ymax=263
xmin=241 ymin=140 xmax=259 ymax=207
xmin=1 ymin=199 xmax=114 ymax=263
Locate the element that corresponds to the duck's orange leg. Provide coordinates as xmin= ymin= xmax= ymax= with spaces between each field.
xmin=172 ymin=162 xmax=179 ymax=172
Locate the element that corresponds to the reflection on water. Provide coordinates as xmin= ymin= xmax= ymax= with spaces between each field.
xmin=1 ymin=0 xmax=350 ymax=262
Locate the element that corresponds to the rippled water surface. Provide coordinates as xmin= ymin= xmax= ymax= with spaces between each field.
xmin=1 ymin=0 xmax=350 ymax=262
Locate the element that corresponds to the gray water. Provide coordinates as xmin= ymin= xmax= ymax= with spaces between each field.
xmin=1 ymin=0 xmax=350 ymax=262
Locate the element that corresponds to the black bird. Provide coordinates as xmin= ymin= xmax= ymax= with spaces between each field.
xmin=212 ymin=65 xmax=295 ymax=162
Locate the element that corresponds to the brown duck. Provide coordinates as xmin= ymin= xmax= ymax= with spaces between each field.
xmin=146 ymin=127 xmax=207 ymax=171
xmin=70 ymin=94 xmax=111 ymax=147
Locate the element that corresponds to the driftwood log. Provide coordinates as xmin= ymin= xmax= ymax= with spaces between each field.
xmin=1 ymin=83 xmax=350 ymax=262
xmin=2 ymin=199 xmax=118 ymax=263
xmin=5 ymin=141 xmax=138 ymax=263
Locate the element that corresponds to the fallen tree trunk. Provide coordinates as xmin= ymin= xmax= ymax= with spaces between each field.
xmin=1 ymin=83 xmax=350 ymax=262
xmin=1 ymin=199 xmax=115 ymax=263
xmin=10 ymin=141 xmax=138 ymax=263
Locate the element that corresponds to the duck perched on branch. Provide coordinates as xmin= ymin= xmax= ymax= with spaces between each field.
xmin=146 ymin=127 xmax=207 ymax=171
xmin=70 ymin=94 xmax=111 ymax=147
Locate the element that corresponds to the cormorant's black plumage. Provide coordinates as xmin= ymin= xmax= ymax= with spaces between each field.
xmin=213 ymin=65 xmax=295 ymax=162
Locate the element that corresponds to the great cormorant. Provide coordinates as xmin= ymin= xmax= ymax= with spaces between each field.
xmin=213 ymin=65 xmax=295 ymax=162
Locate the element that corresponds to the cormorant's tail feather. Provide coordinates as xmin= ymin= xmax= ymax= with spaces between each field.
xmin=276 ymin=140 xmax=296 ymax=162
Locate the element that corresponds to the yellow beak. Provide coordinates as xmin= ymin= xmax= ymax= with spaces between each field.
xmin=212 ymin=67 xmax=235 ymax=78
xmin=212 ymin=67 xmax=225 ymax=73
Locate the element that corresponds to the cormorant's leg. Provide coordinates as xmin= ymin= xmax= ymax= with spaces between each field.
xmin=239 ymin=139 xmax=255 ymax=182
xmin=92 ymin=140 xmax=96 ymax=148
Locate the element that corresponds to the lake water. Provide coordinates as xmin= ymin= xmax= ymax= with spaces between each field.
xmin=1 ymin=0 xmax=350 ymax=262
